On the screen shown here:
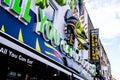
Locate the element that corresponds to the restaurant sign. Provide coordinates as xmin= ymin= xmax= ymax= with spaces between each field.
xmin=90 ymin=29 xmax=99 ymax=62
xmin=0 ymin=43 xmax=33 ymax=65
xmin=0 ymin=0 xmax=96 ymax=75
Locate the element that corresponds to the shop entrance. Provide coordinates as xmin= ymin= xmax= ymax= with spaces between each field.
xmin=0 ymin=51 xmax=46 ymax=80
xmin=0 ymin=53 xmax=70 ymax=80
xmin=0 ymin=44 xmax=71 ymax=80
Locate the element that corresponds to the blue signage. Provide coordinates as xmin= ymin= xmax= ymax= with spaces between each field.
xmin=0 ymin=1 xmax=96 ymax=77
xmin=0 ymin=5 xmax=64 ymax=64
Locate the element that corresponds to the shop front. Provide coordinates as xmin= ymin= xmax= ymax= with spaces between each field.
xmin=0 ymin=0 xmax=96 ymax=80
xmin=0 ymin=34 xmax=72 ymax=80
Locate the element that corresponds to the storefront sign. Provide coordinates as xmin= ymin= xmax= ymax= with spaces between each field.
xmin=60 ymin=40 xmax=96 ymax=76
xmin=0 ymin=44 xmax=33 ymax=65
xmin=90 ymin=29 xmax=99 ymax=62
xmin=0 ymin=0 xmax=95 ymax=76
xmin=78 ymin=57 xmax=96 ymax=76
xmin=60 ymin=40 xmax=76 ymax=58
xmin=35 ymin=9 xmax=60 ymax=46
xmin=0 ymin=0 xmax=31 ymax=23
xmin=0 ymin=2 xmax=64 ymax=64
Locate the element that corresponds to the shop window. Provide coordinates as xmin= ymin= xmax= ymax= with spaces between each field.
xmin=45 ymin=66 xmax=70 ymax=80
xmin=0 ymin=44 xmax=71 ymax=80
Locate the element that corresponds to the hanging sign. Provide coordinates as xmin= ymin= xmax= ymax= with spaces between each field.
xmin=90 ymin=29 xmax=99 ymax=62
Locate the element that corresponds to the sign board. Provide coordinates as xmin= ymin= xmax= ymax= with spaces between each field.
xmin=0 ymin=0 xmax=96 ymax=76
xmin=0 ymin=43 xmax=33 ymax=65
xmin=90 ymin=29 xmax=99 ymax=62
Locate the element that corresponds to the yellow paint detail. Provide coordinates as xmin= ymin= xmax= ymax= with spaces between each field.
xmin=36 ymin=38 xmax=41 ymax=52
xmin=1 ymin=25 xmax=5 ymax=32
xmin=18 ymin=28 xmax=24 ymax=43
xmin=44 ymin=42 xmax=61 ymax=56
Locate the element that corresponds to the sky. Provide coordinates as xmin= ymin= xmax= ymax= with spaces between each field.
xmin=86 ymin=0 xmax=120 ymax=80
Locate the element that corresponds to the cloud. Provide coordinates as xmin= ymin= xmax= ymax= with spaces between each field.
xmin=86 ymin=0 xmax=120 ymax=39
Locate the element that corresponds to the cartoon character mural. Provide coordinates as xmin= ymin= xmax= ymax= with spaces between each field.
xmin=64 ymin=7 xmax=89 ymax=50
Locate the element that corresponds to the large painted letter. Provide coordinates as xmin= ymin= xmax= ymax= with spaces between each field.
xmin=2 ymin=0 xmax=11 ymax=6
xmin=39 ymin=9 xmax=47 ymax=32
xmin=23 ymin=0 xmax=31 ymax=23
xmin=11 ymin=0 xmax=21 ymax=15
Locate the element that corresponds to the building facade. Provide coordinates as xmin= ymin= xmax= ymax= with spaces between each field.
xmin=0 ymin=0 xmax=96 ymax=80
xmin=99 ymin=42 xmax=112 ymax=80
xmin=0 ymin=0 xmax=111 ymax=80
xmin=87 ymin=6 xmax=112 ymax=80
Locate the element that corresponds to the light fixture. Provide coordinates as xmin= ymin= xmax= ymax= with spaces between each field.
xmin=53 ymin=73 xmax=57 ymax=76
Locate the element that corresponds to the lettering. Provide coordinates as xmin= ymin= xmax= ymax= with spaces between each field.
xmin=60 ymin=40 xmax=95 ymax=73
xmin=11 ymin=0 xmax=21 ymax=15
xmin=8 ymin=50 xmax=33 ymax=64
xmin=39 ymin=9 xmax=47 ymax=32
xmin=19 ymin=55 xmax=26 ymax=62
xmin=1 ymin=0 xmax=32 ymax=23
xmin=35 ymin=9 xmax=60 ymax=46
xmin=60 ymin=39 xmax=96 ymax=76
xmin=0 ymin=47 xmax=8 ymax=55
xmin=9 ymin=51 xmax=18 ymax=58
xmin=93 ymin=66 xmax=96 ymax=75
xmin=90 ymin=29 xmax=99 ymax=61
xmin=0 ymin=1 xmax=96 ymax=76
xmin=27 ymin=59 xmax=33 ymax=64
xmin=81 ymin=69 xmax=92 ymax=80
xmin=44 ymin=21 xmax=53 ymax=40
xmin=60 ymin=40 xmax=68 ymax=54
xmin=2 ymin=0 xmax=11 ymax=6
xmin=60 ymin=40 xmax=76 ymax=58
xmin=52 ymin=29 xmax=60 ymax=46
xmin=22 ymin=0 xmax=31 ymax=22
xmin=0 ymin=46 xmax=33 ymax=64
